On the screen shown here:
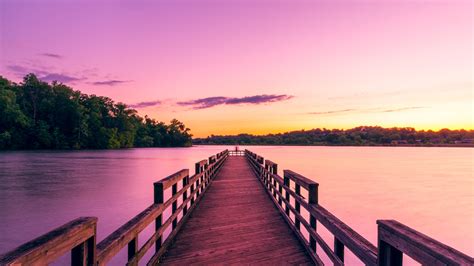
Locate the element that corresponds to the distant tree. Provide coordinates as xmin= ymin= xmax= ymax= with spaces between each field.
xmin=0 ymin=74 xmax=193 ymax=150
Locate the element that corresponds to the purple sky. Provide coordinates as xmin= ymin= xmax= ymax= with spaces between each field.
xmin=1 ymin=0 xmax=472 ymax=136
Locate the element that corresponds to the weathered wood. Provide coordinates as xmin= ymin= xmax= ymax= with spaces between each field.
xmin=156 ymin=169 xmax=189 ymax=190
xmin=96 ymin=204 xmax=162 ymax=264
xmin=377 ymin=220 xmax=474 ymax=265
xmin=334 ymin=237 xmax=345 ymax=262
xmin=247 ymin=151 xmax=377 ymax=265
xmin=127 ymin=237 xmax=137 ymax=261
xmin=160 ymin=156 xmax=312 ymax=265
xmin=71 ymin=235 xmax=96 ymax=266
xmin=195 ymin=159 xmax=207 ymax=174
xmin=97 ymin=151 xmax=228 ymax=265
xmin=0 ymin=217 xmax=97 ymax=265
xmin=308 ymin=182 xmax=318 ymax=252
xmin=283 ymin=169 xmax=317 ymax=190
xmin=5 ymin=148 xmax=472 ymax=266
xmin=127 ymin=164 xmax=217 ymax=265
xmin=261 ymin=175 xmax=342 ymax=265
xmin=265 ymin=159 xmax=278 ymax=174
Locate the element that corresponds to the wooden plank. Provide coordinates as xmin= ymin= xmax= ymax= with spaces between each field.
xmin=248 ymin=152 xmax=377 ymax=265
xmin=160 ymin=156 xmax=312 ymax=265
xmin=98 ymin=152 xmax=228 ymax=264
xmin=0 ymin=217 xmax=97 ymax=265
xmin=377 ymin=220 xmax=474 ymax=265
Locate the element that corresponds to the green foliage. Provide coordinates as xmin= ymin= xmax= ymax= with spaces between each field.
xmin=0 ymin=74 xmax=193 ymax=150
xmin=194 ymin=126 xmax=474 ymax=146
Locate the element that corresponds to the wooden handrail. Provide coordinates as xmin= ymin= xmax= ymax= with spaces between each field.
xmin=0 ymin=150 xmax=229 ymax=266
xmin=245 ymin=149 xmax=378 ymax=265
xmin=377 ymin=220 xmax=473 ymax=265
xmin=3 ymin=149 xmax=471 ymax=266
xmin=245 ymin=149 xmax=474 ymax=266
xmin=228 ymin=150 xmax=245 ymax=156
xmin=0 ymin=217 xmax=97 ymax=265
xmin=97 ymin=149 xmax=229 ymax=265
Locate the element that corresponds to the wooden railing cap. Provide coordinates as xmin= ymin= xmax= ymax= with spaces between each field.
xmin=155 ymin=169 xmax=189 ymax=189
xmin=195 ymin=159 xmax=207 ymax=167
xmin=264 ymin=160 xmax=277 ymax=166
xmin=283 ymin=169 xmax=318 ymax=189
xmin=0 ymin=217 xmax=97 ymax=265
xmin=377 ymin=219 xmax=474 ymax=264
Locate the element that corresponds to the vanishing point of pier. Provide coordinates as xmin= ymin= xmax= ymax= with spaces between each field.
xmin=0 ymin=149 xmax=472 ymax=265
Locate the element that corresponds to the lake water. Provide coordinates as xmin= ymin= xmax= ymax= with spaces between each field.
xmin=0 ymin=146 xmax=472 ymax=264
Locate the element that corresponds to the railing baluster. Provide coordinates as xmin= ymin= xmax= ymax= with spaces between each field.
xmin=172 ymin=183 xmax=178 ymax=230
xmin=154 ymin=182 xmax=164 ymax=252
xmin=308 ymin=183 xmax=318 ymax=252
xmin=334 ymin=237 xmax=344 ymax=262
xmin=183 ymin=175 xmax=189 ymax=216
xmin=278 ymin=183 xmax=283 ymax=206
xmin=72 ymin=235 xmax=96 ymax=266
xmin=127 ymin=237 xmax=138 ymax=261
xmin=295 ymin=183 xmax=301 ymax=230
xmin=284 ymin=175 xmax=290 ymax=216
xmin=378 ymin=240 xmax=402 ymax=266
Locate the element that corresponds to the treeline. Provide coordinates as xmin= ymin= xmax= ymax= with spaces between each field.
xmin=194 ymin=127 xmax=474 ymax=146
xmin=0 ymin=74 xmax=192 ymax=149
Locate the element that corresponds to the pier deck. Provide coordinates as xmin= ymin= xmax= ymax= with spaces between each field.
xmin=160 ymin=156 xmax=312 ymax=265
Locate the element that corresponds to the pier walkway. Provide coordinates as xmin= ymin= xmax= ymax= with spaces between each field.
xmin=160 ymin=156 xmax=312 ymax=265
xmin=1 ymin=149 xmax=472 ymax=266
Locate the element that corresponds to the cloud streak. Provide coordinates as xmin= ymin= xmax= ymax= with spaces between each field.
xmin=6 ymin=64 xmax=84 ymax=83
xmin=92 ymin=79 xmax=132 ymax=86
xmin=41 ymin=73 xmax=83 ymax=83
xmin=128 ymin=100 xmax=162 ymax=108
xmin=309 ymin=106 xmax=426 ymax=116
xmin=40 ymin=53 xmax=63 ymax=59
xmin=382 ymin=106 xmax=424 ymax=112
xmin=178 ymin=94 xmax=293 ymax=109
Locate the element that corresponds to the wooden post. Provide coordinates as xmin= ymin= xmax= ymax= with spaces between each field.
xmin=278 ymin=183 xmax=283 ymax=206
xmin=172 ymin=183 xmax=178 ymax=230
xmin=190 ymin=182 xmax=195 ymax=206
xmin=378 ymin=240 xmax=403 ymax=266
xmin=71 ymin=235 xmax=96 ymax=266
xmin=195 ymin=162 xmax=202 ymax=197
xmin=284 ymin=175 xmax=290 ymax=216
xmin=308 ymin=183 xmax=318 ymax=252
xmin=183 ymin=175 xmax=189 ymax=216
xmin=127 ymin=237 xmax=138 ymax=261
xmin=154 ymin=182 xmax=164 ymax=252
xmin=334 ymin=237 xmax=344 ymax=262
xmin=295 ymin=184 xmax=301 ymax=230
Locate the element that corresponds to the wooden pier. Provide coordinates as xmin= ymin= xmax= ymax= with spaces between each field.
xmin=0 ymin=149 xmax=472 ymax=265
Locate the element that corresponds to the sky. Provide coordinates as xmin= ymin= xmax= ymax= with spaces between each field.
xmin=0 ymin=0 xmax=472 ymax=137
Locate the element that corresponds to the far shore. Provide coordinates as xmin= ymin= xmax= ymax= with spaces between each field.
xmin=192 ymin=143 xmax=474 ymax=148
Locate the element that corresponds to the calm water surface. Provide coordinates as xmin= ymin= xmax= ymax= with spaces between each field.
xmin=0 ymin=146 xmax=472 ymax=264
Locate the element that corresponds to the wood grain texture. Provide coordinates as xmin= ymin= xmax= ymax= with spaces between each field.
xmin=377 ymin=220 xmax=474 ymax=265
xmin=0 ymin=217 xmax=97 ymax=265
xmin=159 ymin=156 xmax=312 ymax=265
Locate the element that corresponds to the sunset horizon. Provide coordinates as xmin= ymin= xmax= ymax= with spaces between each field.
xmin=2 ymin=0 xmax=472 ymax=138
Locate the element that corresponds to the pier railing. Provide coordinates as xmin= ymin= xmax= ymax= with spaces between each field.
xmin=0 ymin=217 xmax=97 ymax=265
xmin=0 ymin=150 xmax=229 ymax=266
xmin=244 ymin=149 xmax=473 ymax=266
xmin=1 ymin=148 xmax=472 ymax=266
xmin=228 ymin=150 xmax=245 ymax=156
